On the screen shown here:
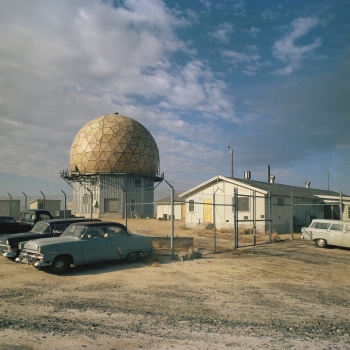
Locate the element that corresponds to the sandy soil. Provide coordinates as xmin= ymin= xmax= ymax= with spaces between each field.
xmin=1 ymin=219 xmax=350 ymax=350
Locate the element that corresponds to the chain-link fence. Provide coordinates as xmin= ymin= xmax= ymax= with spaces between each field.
xmin=3 ymin=185 xmax=337 ymax=255
xmin=0 ymin=193 xmax=74 ymax=219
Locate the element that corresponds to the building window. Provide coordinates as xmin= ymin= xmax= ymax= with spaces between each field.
xmin=135 ymin=179 xmax=141 ymax=187
xmin=189 ymin=199 xmax=194 ymax=212
xmin=38 ymin=203 xmax=44 ymax=209
xmin=348 ymin=207 xmax=350 ymax=219
xmin=83 ymin=195 xmax=89 ymax=204
xmin=238 ymin=197 xmax=249 ymax=212
xmin=277 ymin=197 xmax=284 ymax=206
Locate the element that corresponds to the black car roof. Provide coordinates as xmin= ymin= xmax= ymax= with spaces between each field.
xmin=71 ymin=221 xmax=126 ymax=228
xmin=38 ymin=218 xmax=101 ymax=224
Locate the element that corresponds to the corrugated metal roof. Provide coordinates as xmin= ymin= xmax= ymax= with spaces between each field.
xmin=179 ymin=175 xmax=350 ymax=200
xmin=236 ymin=178 xmax=344 ymax=198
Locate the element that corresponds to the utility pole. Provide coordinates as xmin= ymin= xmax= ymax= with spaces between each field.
xmin=228 ymin=146 xmax=233 ymax=178
xmin=326 ymin=170 xmax=331 ymax=190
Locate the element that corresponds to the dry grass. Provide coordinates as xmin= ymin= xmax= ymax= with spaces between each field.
xmin=150 ymin=262 xmax=161 ymax=267
xmin=145 ymin=251 xmax=159 ymax=263
xmin=219 ymin=228 xmax=233 ymax=234
xmin=271 ymin=232 xmax=281 ymax=243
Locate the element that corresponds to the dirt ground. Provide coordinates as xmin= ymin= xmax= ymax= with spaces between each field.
xmin=1 ymin=219 xmax=350 ymax=350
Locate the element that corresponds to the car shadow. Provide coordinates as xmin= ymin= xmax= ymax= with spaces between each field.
xmin=44 ymin=253 xmax=177 ymax=276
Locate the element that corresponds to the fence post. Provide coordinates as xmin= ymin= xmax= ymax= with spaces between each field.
xmin=121 ymin=186 xmax=127 ymax=229
xmin=213 ymin=185 xmax=223 ymax=254
xmin=61 ymin=190 xmax=67 ymax=219
xmin=290 ymin=191 xmax=293 ymax=240
xmin=213 ymin=191 xmax=216 ymax=253
xmin=165 ymin=180 xmax=175 ymax=259
xmin=22 ymin=192 xmax=27 ymax=211
xmin=253 ymin=190 xmax=256 ymax=246
xmin=7 ymin=193 xmax=12 ymax=216
xmin=233 ymin=188 xmax=238 ymax=249
xmin=340 ymin=191 xmax=343 ymax=219
xmin=268 ymin=190 xmax=272 ymax=243
xmin=40 ymin=191 xmax=45 ymax=209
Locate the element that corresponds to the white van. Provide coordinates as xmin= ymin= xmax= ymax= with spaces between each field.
xmin=301 ymin=219 xmax=350 ymax=248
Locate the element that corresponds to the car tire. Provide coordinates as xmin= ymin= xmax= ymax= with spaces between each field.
xmin=315 ymin=238 xmax=327 ymax=248
xmin=50 ymin=255 xmax=71 ymax=274
xmin=126 ymin=251 xmax=140 ymax=263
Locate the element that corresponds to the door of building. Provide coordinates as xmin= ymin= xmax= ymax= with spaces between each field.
xmin=203 ymin=198 xmax=212 ymax=223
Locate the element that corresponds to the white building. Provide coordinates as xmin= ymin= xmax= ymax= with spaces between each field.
xmin=29 ymin=199 xmax=61 ymax=216
xmin=156 ymin=194 xmax=185 ymax=220
xmin=179 ymin=175 xmax=350 ymax=234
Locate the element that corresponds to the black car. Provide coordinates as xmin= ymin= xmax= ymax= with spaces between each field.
xmin=0 ymin=215 xmax=25 ymax=236
xmin=0 ymin=216 xmax=17 ymax=224
xmin=0 ymin=210 xmax=54 ymax=236
xmin=0 ymin=218 xmax=100 ymax=259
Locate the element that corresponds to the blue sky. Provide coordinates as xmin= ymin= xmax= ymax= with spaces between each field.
xmin=0 ymin=0 xmax=349 ymax=200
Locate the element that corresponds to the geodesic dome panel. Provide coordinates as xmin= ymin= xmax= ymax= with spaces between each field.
xmin=70 ymin=114 xmax=160 ymax=176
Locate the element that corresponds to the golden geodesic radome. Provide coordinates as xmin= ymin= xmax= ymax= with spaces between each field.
xmin=70 ymin=114 xmax=159 ymax=176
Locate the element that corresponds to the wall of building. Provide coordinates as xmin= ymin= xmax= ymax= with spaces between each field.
xmin=183 ymin=180 xmax=267 ymax=231
xmin=156 ymin=203 xmax=183 ymax=220
xmin=0 ymin=200 xmax=21 ymax=220
xmin=72 ymin=174 xmax=156 ymax=219
xmin=29 ymin=200 xmax=61 ymax=216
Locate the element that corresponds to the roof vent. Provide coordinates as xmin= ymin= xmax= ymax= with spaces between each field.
xmin=269 ymin=175 xmax=275 ymax=183
xmin=244 ymin=171 xmax=251 ymax=180
xmin=305 ymin=181 xmax=310 ymax=188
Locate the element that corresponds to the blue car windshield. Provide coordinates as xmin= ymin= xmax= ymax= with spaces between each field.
xmin=61 ymin=225 xmax=88 ymax=238
xmin=31 ymin=222 xmax=51 ymax=234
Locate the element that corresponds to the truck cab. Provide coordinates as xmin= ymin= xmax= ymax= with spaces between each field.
xmin=19 ymin=209 xmax=53 ymax=227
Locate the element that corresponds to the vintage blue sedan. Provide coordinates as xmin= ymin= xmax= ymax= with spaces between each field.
xmin=17 ymin=221 xmax=153 ymax=274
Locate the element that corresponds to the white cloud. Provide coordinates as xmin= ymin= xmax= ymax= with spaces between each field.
xmin=221 ymin=45 xmax=263 ymax=75
xmin=0 ymin=0 xmax=237 ymax=183
xmin=243 ymin=26 xmax=260 ymax=37
xmin=210 ymin=23 xmax=234 ymax=43
xmin=261 ymin=9 xmax=279 ymax=20
xmin=272 ymin=17 xmax=322 ymax=75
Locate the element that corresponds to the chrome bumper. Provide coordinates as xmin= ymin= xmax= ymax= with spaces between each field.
xmin=3 ymin=251 xmax=17 ymax=258
xmin=34 ymin=261 xmax=52 ymax=267
xmin=16 ymin=253 xmax=51 ymax=267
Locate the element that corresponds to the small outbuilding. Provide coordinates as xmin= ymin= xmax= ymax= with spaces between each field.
xmin=156 ymin=194 xmax=185 ymax=220
xmin=29 ymin=199 xmax=61 ymax=217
